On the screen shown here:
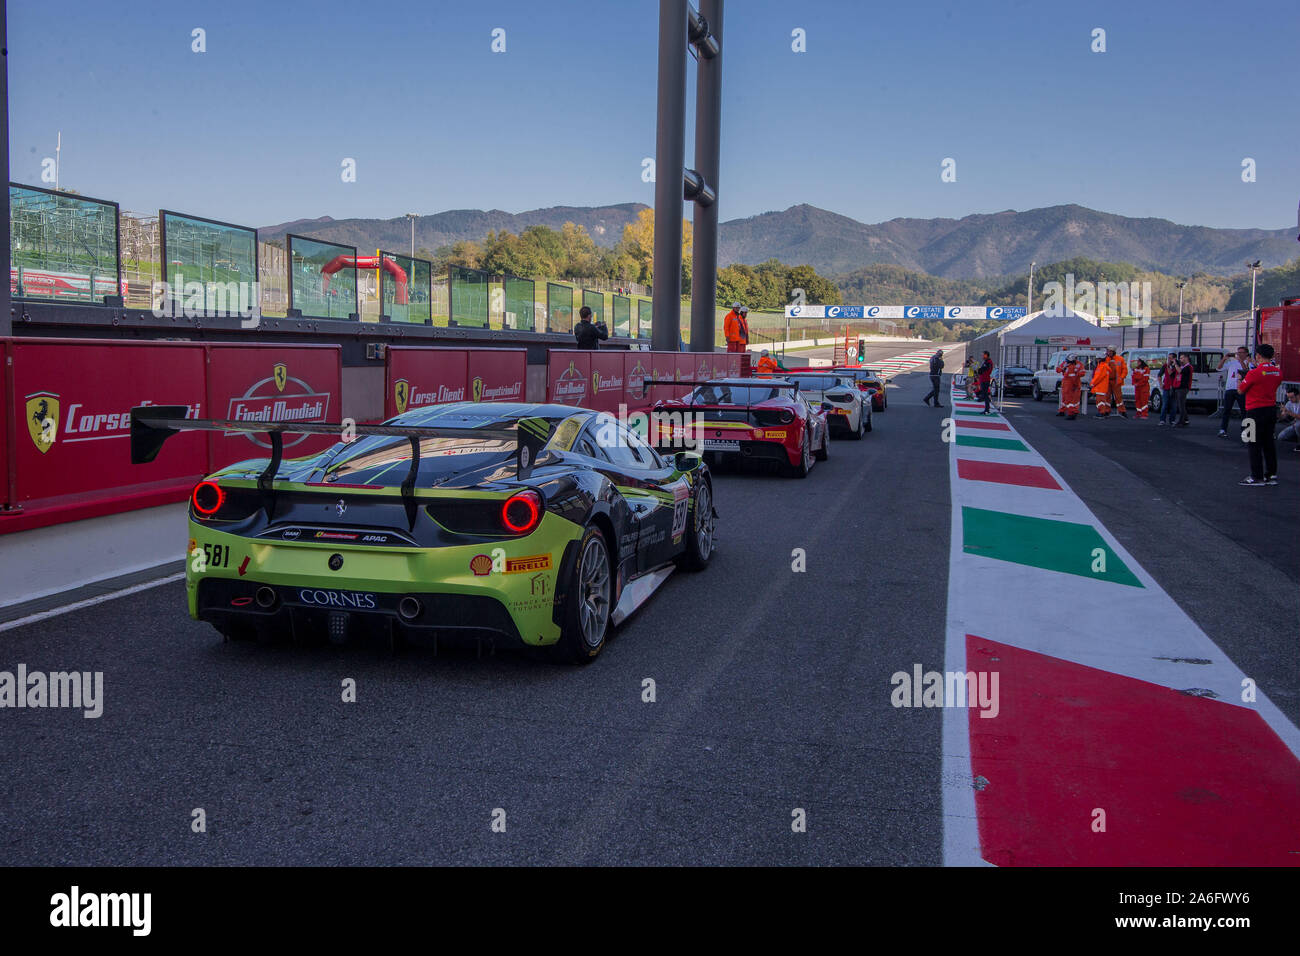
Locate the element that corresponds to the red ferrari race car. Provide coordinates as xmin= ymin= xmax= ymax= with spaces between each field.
xmin=831 ymin=366 xmax=888 ymax=411
xmin=647 ymin=378 xmax=830 ymax=478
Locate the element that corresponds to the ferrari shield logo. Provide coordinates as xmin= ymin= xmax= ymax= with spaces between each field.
xmin=592 ymin=371 xmax=600 ymax=392
xmin=394 ymin=378 xmax=410 ymax=414
xmin=471 ymin=376 xmax=484 ymax=402
xmin=273 ymin=364 xmax=288 ymax=393
xmin=26 ymin=392 xmax=60 ymax=454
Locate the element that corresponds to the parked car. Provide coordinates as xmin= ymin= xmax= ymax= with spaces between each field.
xmin=993 ymin=365 xmax=1036 ymax=397
xmin=1031 ymin=349 xmax=1109 ymax=402
xmin=1119 ymin=347 xmax=1226 ymax=414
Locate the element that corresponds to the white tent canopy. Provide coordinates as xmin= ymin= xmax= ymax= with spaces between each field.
xmin=988 ymin=308 xmax=1121 ymax=411
xmin=993 ymin=307 xmax=1121 ymax=347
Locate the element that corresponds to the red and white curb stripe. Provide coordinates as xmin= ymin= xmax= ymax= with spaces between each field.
xmin=940 ymin=388 xmax=1300 ymax=866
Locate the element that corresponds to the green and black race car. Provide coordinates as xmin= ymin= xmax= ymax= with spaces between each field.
xmin=130 ymin=402 xmax=717 ymax=663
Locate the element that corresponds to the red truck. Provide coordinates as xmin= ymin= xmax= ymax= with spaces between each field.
xmin=1256 ymin=297 xmax=1300 ymax=401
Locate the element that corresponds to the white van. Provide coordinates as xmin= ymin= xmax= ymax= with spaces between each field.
xmin=1030 ymin=348 xmax=1108 ymax=402
xmin=1120 ymin=347 xmax=1226 ymax=414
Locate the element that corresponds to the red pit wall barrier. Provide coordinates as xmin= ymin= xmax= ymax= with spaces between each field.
xmin=467 ymin=348 xmax=526 ymax=404
xmin=623 ymin=352 xmax=652 ymax=412
xmin=547 ymin=349 xmax=738 ymax=413
xmin=385 ymin=347 xmax=527 ymax=419
xmin=4 ymin=338 xmax=208 ymax=531
xmin=546 ymin=350 xmax=591 ymax=408
xmin=206 ymin=344 xmax=341 ymax=471
xmin=588 ymin=352 xmax=627 ymax=413
xmin=647 ymin=352 xmax=679 ymax=405
xmin=1 ymin=340 xmax=11 ymax=511
xmin=386 ymin=347 xmax=467 ymax=418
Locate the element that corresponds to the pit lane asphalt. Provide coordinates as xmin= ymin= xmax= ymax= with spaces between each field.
xmin=0 ymin=357 xmax=952 ymax=866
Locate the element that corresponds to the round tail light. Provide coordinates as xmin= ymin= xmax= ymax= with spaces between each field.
xmin=779 ymin=409 xmax=794 ymax=424
xmin=501 ymin=490 xmax=543 ymax=534
xmin=192 ymin=481 xmax=225 ymax=516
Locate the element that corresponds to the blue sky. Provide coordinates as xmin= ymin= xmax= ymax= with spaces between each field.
xmin=8 ymin=0 xmax=1298 ymax=231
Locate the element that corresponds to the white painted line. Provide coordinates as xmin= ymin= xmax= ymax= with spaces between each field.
xmin=941 ymin=445 xmax=989 ymax=867
xmin=0 ymin=572 xmax=185 ymax=634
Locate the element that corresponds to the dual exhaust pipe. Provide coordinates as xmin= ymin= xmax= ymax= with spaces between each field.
xmin=252 ymin=587 xmax=422 ymax=622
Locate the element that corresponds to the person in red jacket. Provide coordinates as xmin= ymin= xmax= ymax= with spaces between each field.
xmin=976 ymin=351 xmax=994 ymax=414
xmin=1131 ymin=360 xmax=1151 ymax=419
xmin=1237 ymin=343 xmax=1282 ymax=486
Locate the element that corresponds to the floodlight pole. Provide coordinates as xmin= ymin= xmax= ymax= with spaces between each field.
xmin=1247 ymin=260 xmax=1260 ymax=352
xmin=689 ymin=0 xmax=723 ymax=353
xmin=1027 ymin=261 xmax=1035 ymax=315
xmin=406 ymin=213 xmax=416 ymax=259
xmin=0 ymin=0 xmax=10 ymax=337
xmin=651 ymin=0 xmax=688 ymax=352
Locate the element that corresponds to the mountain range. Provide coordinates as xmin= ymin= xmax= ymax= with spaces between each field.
xmin=258 ymin=205 xmax=646 ymax=256
xmin=259 ymin=203 xmax=1298 ymax=280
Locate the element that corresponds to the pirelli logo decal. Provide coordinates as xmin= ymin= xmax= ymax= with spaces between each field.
xmin=505 ymin=554 xmax=552 ymax=574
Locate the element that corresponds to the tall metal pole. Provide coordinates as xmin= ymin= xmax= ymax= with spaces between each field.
xmin=1249 ymin=264 xmax=1258 ymax=352
xmin=0 ymin=0 xmax=11 ymax=338
xmin=689 ymin=0 xmax=723 ymax=353
xmin=652 ymin=0 xmax=688 ymax=352
xmin=1026 ymin=261 xmax=1035 ymax=315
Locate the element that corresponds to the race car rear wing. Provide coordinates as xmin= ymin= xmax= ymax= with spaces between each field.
xmin=638 ymin=379 xmax=801 ymax=408
xmin=130 ymin=405 xmax=553 ymax=527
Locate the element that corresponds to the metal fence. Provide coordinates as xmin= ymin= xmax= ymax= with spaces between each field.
xmin=547 ymin=282 xmax=574 ymax=334
xmin=637 ymin=299 xmax=652 ymax=340
xmin=612 ymin=294 xmax=632 ymax=337
xmin=10 ymin=183 xmax=120 ymax=303
xmin=288 ymin=234 xmax=357 ymax=320
xmin=503 ymin=274 xmax=535 ymax=331
xmin=976 ymin=315 xmax=1256 ymax=370
xmin=449 ymin=265 xmax=489 ymax=328
xmin=581 ymin=288 xmax=604 ymax=324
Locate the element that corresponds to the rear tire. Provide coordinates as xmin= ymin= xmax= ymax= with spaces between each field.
xmin=814 ymin=425 xmax=829 ymax=461
xmin=786 ymin=431 xmax=812 ymax=479
xmin=1032 ymin=381 xmax=1043 ymax=402
xmin=675 ymin=480 xmax=715 ymax=571
xmin=849 ymin=409 xmax=865 ymax=439
xmin=549 ymin=525 xmax=611 ymax=664
xmin=864 ymin=409 xmax=873 ymax=433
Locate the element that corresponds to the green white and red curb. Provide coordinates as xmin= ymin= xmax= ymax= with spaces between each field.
xmin=940 ymin=387 xmax=1300 ymax=866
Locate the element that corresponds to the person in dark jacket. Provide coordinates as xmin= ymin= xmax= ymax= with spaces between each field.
xmin=977 ymin=351 xmax=994 ymax=414
xmin=923 ymin=349 xmax=945 ymax=407
xmin=1174 ymin=353 xmax=1193 ymax=427
xmin=573 ymin=306 xmax=608 ymax=349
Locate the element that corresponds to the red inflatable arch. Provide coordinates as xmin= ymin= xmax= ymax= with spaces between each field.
xmin=320 ymin=254 xmax=408 ymax=304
